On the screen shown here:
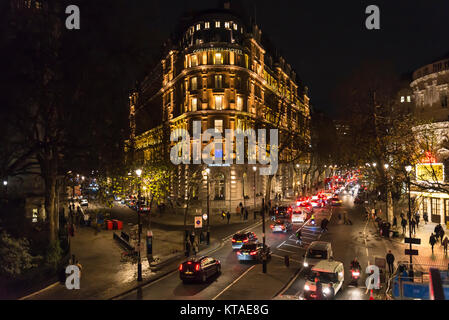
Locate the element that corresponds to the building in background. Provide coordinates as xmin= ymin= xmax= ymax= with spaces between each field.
xmin=127 ymin=2 xmax=311 ymax=212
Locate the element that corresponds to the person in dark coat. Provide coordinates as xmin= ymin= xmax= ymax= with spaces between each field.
xmin=423 ymin=212 xmax=429 ymax=224
xmin=401 ymin=218 xmax=407 ymax=234
xmin=440 ymin=228 xmax=445 ymax=245
xmin=443 ymin=236 xmax=449 ymax=255
xmin=226 ymin=211 xmax=231 ymax=224
xmin=430 ymin=233 xmax=437 ymax=254
xmin=386 ymin=250 xmax=395 ymax=274
xmin=415 ymin=212 xmax=420 ymax=227
xmin=434 ymin=224 xmax=442 ymax=242
xmin=410 ymin=219 xmax=416 ymax=235
xmin=315 ymin=277 xmax=323 ymax=300
xmin=244 ymin=207 xmax=248 ymax=220
xmin=392 ymin=216 xmax=397 ymax=228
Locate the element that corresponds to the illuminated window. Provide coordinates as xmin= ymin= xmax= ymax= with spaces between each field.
xmin=192 ymin=98 xmax=198 ymax=111
xmin=205 ymin=22 xmax=210 ymax=29
xmin=202 ymin=52 xmax=207 ymax=64
xmin=214 ymin=75 xmax=223 ymax=88
xmin=191 ymin=55 xmax=198 ymax=67
xmin=233 ymin=23 xmax=238 ymax=30
xmin=215 ymin=96 xmax=223 ymax=110
xmin=229 ymin=51 xmax=235 ymax=65
xmin=225 ymin=22 xmax=230 ymax=29
xmin=214 ymin=119 xmax=223 ymax=133
xmin=214 ymin=52 xmax=223 ymax=64
xmin=236 ymin=96 xmax=243 ymax=111
xmin=196 ymin=24 xmax=201 ymax=31
xmin=400 ymin=96 xmax=405 ymax=103
xmin=32 ymin=209 xmax=38 ymax=223
xmin=215 ymin=21 xmax=221 ymax=28
xmin=191 ymin=77 xmax=197 ymax=90
xmin=407 ymin=96 xmax=411 ymax=103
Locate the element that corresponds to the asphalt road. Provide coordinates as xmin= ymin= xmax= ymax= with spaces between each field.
xmin=282 ymin=187 xmax=388 ymax=300
xmin=118 ymin=201 xmax=336 ymax=300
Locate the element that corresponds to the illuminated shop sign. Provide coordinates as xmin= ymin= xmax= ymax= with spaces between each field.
xmin=416 ymin=163 xmax=444 ymax=183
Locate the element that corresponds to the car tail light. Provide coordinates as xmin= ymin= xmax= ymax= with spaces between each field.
xmin=232 ymin=238 xmax=236 ymax=243
xmin=187 ymin=261 xmax=192 ymax=265
xmin=179 ymin=264 xmax=183 ymax=271
xmin=270 ymin=225 xmax=274 ymax=229
xmin=281 ymin=225 xmax=285 ymax=230
xmin=195 ymin=264 xmax=200 ymax=271
xmin=243 ymin=238 xmax=248 ymax=243
xmin=236 ymin=251 xmax=241 ymax=255
xmin=250 ymin=251 xmax=257 ymax=256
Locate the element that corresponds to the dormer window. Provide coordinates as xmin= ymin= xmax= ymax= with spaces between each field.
xmin=225 ymin=22 xmax=230 ymax=29
xmin=205 ymin=22 xmax=210 ymax=29
xmin=196 ymin=24 xmax=201 ymax=31
xmin=215 ymin=21 xmax=221 ymax=28
xmin=233 ymin=23 xmax=238 ymax=30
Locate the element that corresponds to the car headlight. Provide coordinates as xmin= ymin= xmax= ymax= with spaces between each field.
xmin=304 ymin=284 xmax=310 ymax=291
xmin=323 ymin=287 xmax=331 ymax=295
xmin=303 ymin=262 xmax=309 ymax=267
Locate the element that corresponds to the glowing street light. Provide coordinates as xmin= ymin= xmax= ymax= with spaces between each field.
xmin=135 ymin=169 xmax=142 ymax=177
xmin=3 ymin=181 xmax=7 ymax=186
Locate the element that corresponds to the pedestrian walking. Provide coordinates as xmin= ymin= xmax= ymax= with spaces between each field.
xmin=415 ymin=212 xmax=420 ymax=227
xmin=392 ymin=216 xmax=397 ymax=228
xmin=430 ymin=233 xmax=437 ymax=254
xmin=244 ymin=207 xmax=248 ymax=220
xmin=386 ymin=250 xmax=395 ymax=274
xmin=400 ymin=212 xmax=404 ymax=220
xmin=443 ymin=236 xmax=449 ymax=255
xmin=295 ymin=230 xmax=302 ymax=246
xmin=435 ymin=224 xmax=442 ymax=243
xmin=440 ymin=228 xmax=445 ymax=245
xmin=222 ymin=211 xmax=226 ymax=220
xmin=401 ymin=218 xmax=407 ymax=235
xmin=410 ymin=219 xmax=416 ymax=235
xmin=423 ymin=212 xmax=429 ymax=224
xmin=226 ymin=211 xmax=231 ymax=224
xmin=189 ymin=231 xmax=195 ymax=246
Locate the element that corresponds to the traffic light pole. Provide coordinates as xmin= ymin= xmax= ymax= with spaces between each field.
xmin=137 ymin=180 xmax=142 ymax=281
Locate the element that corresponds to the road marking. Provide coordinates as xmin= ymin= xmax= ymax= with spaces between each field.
xmin=277 ymin=240 xmax=286 ymax=248
xmin=19 ymin=282 xmax=60 ymax=300
xmin=212 ymin=265 xmax=256 ymax=300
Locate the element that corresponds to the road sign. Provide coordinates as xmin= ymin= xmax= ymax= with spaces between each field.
xmin=202 ymin=213 xmax=208 ymax=221
xmin=405 ymin=238 xmax=421 ymax=245
xmin=405 ymin=249 xmax=419 ymax=256
xmin=194 ymin=216 xmax=202 ymax=228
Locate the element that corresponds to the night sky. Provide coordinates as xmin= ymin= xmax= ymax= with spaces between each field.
xmin=108 ymin=0 xmax=449 ymax=115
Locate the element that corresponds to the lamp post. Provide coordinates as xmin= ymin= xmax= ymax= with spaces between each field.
xmin=405 ymin=165 xmax=413 ymax=266
xmin=384 ymin=164 xmax=389 ymax=220
xmin=253 ymin=166 xmax=257 ymax=211
xmin=206 ymin=168 xmax=210 ymax=245
xmin=135 ymin=168 xmax=143 ymax=282
xmin=261 ymin=196 xmax=267 ymax=273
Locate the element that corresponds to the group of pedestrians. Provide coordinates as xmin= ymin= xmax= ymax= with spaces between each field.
xmin=398 ymin=211 xmax=421 ymax=236
xmin=429 ymin=223 xmax=449 ymax=254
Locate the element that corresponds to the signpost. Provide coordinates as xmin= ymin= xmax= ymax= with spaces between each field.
xmin=194 ymin=216 xmax=202 ymax=228
xmin=405 ymin=249 xmax=419 ymax=256
xmin=404 ymin=238 xmax=421 ymax=245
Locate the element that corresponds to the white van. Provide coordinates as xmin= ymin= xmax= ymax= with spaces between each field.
xmin=303 ymin=241 xmax=333 ymax=269
xmin=303 ymin=260 xmax=344 ymax=300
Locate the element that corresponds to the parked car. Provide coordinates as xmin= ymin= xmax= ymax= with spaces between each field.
xmin=179 ymin=256 xmax=221 ymax=283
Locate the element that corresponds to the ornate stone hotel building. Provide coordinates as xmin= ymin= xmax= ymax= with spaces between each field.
xmin=128 ymin=4 xmax=311 ymax=211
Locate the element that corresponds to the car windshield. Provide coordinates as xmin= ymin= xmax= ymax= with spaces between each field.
xmin=241 ymin=244 xmax=258 ymax=251
xmin=233 ymin=234 xmax=248 ymax=241
xmin=306 ymin=249 xmax=327 ymax=259
xmin=307 ymin=271 xmax=338 ymax=284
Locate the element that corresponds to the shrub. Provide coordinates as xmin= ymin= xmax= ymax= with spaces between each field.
xmin=0 ymin=231 xmax=41 ymax=277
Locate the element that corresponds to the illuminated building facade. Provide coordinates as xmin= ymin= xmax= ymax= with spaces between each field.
xmin=128 ymin=5 xmax=310 ymax=211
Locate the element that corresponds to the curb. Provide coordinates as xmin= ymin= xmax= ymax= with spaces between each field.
xmin=110 ymin=218 xmax=264 ymax=300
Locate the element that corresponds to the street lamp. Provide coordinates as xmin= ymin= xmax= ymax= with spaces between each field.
xmin=135 ymin=168 xmax=143 ymax=282
xmin=373 ymin=163 xmax=377 ymax=168
xmin=205 ymin=168 xmax=210 ymax=245
xmin=3 ymin=181 xmax=7 ymax=186
xmin=405 ymin=165 xmax=414 ymax=272
xmin=253 ymin=166 xmax=257 ymax=211
xmin=384 ymin=164 xmax=389 ymax=221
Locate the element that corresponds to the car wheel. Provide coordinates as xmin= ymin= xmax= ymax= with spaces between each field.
xmin=202 ymin=273 xmax=207 ymax=283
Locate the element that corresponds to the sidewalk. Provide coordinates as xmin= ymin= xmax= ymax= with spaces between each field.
xmin=367 ymin=206 xmax=449 ymax=272
xmin=22 ymin=212 xmax=263 ymax=300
